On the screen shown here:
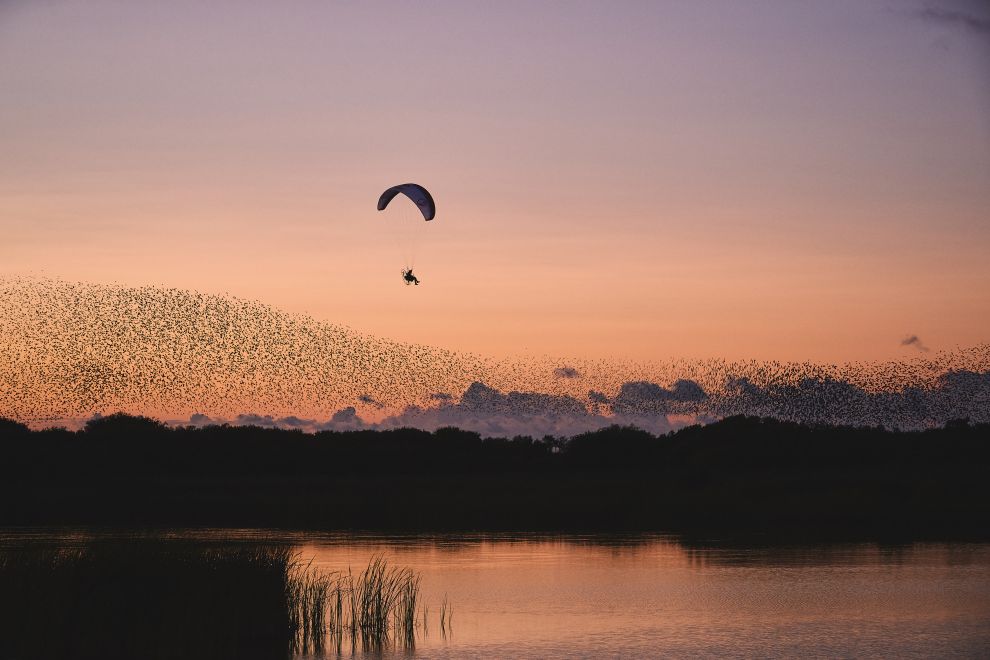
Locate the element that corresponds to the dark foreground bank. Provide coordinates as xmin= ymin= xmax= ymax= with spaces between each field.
xmin=1 ymin=415 xmax=988 ymax=538
xmin=0 ymin=544 xmax=426 ymax=660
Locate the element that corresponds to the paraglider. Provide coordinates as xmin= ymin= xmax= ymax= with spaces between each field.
xmin=377 ymin=183 xmax=435 ymax=285
xmin=377 ymin=183 xmax=435 ymax=221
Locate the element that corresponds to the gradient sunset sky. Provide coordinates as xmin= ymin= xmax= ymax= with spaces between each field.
xmin=2 ymin=1 xmax=988 ymax=363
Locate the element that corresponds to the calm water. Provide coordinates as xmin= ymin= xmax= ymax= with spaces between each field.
xmin=3 ymin=530 xmax=989 ymax=658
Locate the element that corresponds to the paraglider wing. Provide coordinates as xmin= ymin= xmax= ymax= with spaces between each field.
xmin=377 ymin=183 xmax=436 ymax=221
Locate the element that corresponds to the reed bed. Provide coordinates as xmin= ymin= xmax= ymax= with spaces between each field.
xmin=0 ymin=543 xmax=439 ymax=659
xmin=288 ymin=555 xmax=425 ymax=654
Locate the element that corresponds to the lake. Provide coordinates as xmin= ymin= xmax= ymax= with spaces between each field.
xmin=2 ymin=530 xmax=988 ymax=658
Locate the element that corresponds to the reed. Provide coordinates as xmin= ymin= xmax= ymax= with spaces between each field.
xmin=440 ymin=593 xmax=452 ymax=637
xmin=290 ymin=554 xmax=424 ymax=653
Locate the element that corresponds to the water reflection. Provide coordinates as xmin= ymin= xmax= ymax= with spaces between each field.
xmin=1 ymin=529 xmax=988 ymax=658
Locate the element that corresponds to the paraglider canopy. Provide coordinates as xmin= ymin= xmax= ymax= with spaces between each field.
xmin=377 ymin=183 xmax=435 ymax=221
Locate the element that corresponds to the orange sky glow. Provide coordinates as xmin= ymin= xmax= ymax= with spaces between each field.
xmin=1 ymin=1 xmax=988 ymax=365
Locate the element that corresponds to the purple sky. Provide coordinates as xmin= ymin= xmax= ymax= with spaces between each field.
xmin=1 ymin=0 xmax=988 ymax=362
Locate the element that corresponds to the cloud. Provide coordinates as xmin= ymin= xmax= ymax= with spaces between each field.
xmin=373 ymin=381 xmax=681 ymax=438
xmin=315 ymin=406 xmax=366 ymax=431
xmin=330 ymin=407 xmax=360 ymax=423
xmin=49 ymin=365 xmax=990 ymax=438
xmin=276 ymin=415 xmax=314 ymax=428
xmin=611 ymin=379 xmax=708 ymax=414
xmin=917 ymin=6 xmax=990 ymax=35
xmin=187 ymin=413 xmax=218 ymax=427
xmin=588 ymin=390 xmax=610 ymax=404
xmin=459 ymin=382 xmax=504 ymax=410
xmin=901 ymin=335 xmax=930 ymax=352
xmin=235 ymin=413 xmax=278 ymax=428
xmin=93 ymin=369 xmax=990 ymax=438
xmin=725 ymin=377 xmax=763 ymax=397
xmin=670 ymin=379 xmax=708 ymax=402
xmin=935 ymin=369 xmax=990 ymax=399
xmin=553 ymin=366 xmax=581 ymax=379
xmin=457 ymin=381 xmax=590 ymax=417
xmin=712 ymin=369 xmax=990 ymax=429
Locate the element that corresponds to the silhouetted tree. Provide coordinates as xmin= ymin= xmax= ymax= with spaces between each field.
xmin=84 ymin=412 xmax=169 ymax=437
xmin=0 ymin=418 xmax=30 ymax=438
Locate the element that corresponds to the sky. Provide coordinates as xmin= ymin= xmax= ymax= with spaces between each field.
xmin=1 ymin=0 xmax=988 ymax=364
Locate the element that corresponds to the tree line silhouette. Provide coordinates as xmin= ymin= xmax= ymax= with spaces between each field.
xmin=1 ymin=414 xmax=987 ymax=537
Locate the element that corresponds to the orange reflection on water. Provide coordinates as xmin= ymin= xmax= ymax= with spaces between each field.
xmin=292 ymin=534 xmax=990 ymax=658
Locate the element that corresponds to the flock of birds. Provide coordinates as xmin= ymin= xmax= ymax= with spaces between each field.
xmin=1 ymin=276 xmax=987 ymax=433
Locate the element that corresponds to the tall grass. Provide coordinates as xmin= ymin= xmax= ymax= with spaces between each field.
xmin=440 ymin=593 xmax=453 ymax=637
xmin=288 ymin=554 xmax=424 ymax=654
xmin=0 ymin=543 xmax=439 ymax=659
